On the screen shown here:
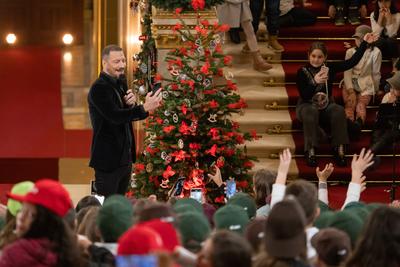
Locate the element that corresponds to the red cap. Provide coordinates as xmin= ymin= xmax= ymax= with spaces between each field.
xmin=140 ymin=218 xmax=180 ymax=252
xmin=7 ymin=179 xmax=72 ymax=217
xmin=117 ymin=226 xmax=164 ymax=255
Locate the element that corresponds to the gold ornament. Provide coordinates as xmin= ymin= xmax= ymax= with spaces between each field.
xmin=146 ymin=163 xmax=153 ymax=173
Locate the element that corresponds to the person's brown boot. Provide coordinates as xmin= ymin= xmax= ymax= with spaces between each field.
xmin=268 ymin=35 xmax=284 ymax=52
xmin=252 ymin=51 xmax=273 ymax=71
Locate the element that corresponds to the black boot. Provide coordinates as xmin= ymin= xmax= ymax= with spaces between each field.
xmin=334 ymin=144 xmax=347 ymax=167
xmin=229 ymin=28 xmax=241 ymax=44
xmin=348 ymin=5 xmax=361 ymax=25
xmin=306 ymin=148 xmax=317 ymax=167
xmin=335 ymin=6 xmax=346 ymax=26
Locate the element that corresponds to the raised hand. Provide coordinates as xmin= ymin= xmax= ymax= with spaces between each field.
xmin=316 ymin=163 xmax=334 ymax=183
xmin=207 ymin=165 xmax=223 ymax=187
xmin=351 ymin=148 xmax=374 ymax=183
xmin=363 ymin=32 xmax=379 ymax=44
xmin=276 ymin=148 xmax=292 ymax=185
xmin=314 ymin=70 xmax=328 ymax=84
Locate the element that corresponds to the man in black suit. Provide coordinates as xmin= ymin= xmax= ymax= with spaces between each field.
xmin=88 ymin=45 xmax=162 ymax=197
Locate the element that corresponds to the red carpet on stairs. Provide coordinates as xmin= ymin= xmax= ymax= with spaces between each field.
xmin=280 ymin=4 xmax=400 ymax=204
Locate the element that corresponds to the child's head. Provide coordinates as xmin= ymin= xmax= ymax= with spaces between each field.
xmin=308 ymin=42 xmax=327 ymax=68
xmin=352 ymin=25 xmax=371 ymax=47
xmin=387 ymin=72 xmax=400 ymax=96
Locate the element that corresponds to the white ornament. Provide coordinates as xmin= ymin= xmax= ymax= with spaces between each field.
xmin=162 ymin=91 xmax=169 ymax=99
xmin=173 ymin=113 xmax=179 ymax=123
xmin=138 ymin=85 xmax=146 ymax=95
xmin=208 ymin=114 xmax=217 ymax=123
xmin=178 ymin=139 xmax=184 ymax=149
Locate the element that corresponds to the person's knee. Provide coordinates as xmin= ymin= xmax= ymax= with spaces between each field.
xmin=301 ymin=106 xmax=319 ymax=124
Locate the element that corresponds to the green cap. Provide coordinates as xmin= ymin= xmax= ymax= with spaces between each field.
xmin=314 ymin=210 xmax=335 ymax=229
xmin=228 ymin=192 xmax=257 ymax=219
xmin=343 ymin=202 xmax=370 ymax=221
xmin=174 ymin=203 xmax=199 ymax=215
xmin=7 ymin=181 xmax=34 ymax=216
xmin=173 ymin=198 xmax=203 ymax=214
xmin=325 ymin=210 xmax=363 ymax=246
xmin=214 ymin=204 xmax=249 ymax=234
xmin=97 ymin=195 xmax=133 ymax=242
xmin=178 ymin=211 xmax=211 ymax=252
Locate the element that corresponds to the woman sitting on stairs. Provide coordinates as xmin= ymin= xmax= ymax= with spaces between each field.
xmin=296 ymin=33 xmax=378 ymax=167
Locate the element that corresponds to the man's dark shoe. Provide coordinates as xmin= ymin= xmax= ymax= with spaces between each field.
xmin=229 ymin=28 xmax=241 ymax=44
xmin=334 ymin=144 xmax=347 ymax=167
xmin=306 ymin=148 xmax=317 ymax=167
xmin=335 ymin=7 xmax=346 ymax=26
xmin=348 ymin=6 xmax=361 ymax=25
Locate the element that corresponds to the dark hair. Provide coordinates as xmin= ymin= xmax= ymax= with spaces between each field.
xmin=253 ymin=169 xmax=276 ymax=208
xmin=210 ymin=230 xmax=252 ymax=267
xmin=0 ymin=217 xmax=17 ymax=249
xmin=77 ymin=206 xmax=101 ymax=242
xmin=244 ymin=218 xmax=266 ymax=254
xmin=101 ymin=44 xmax=123 ymax=60
xmin=308 ymin=42 xmax=328 ymax=57
xmin=24 ymin=205 xmax=85 ymax=267
xmin=64 ymin=208 xmax=76 ymax=231
xmin=136 ymin=202 xmax=176 ymax=225
xmin=75 ymin=195 xmax=101 ymax=213
xmin=346 ymin=206 xmax=400 ymax=267
xmin=373 ymin=0 xmax=397 ymax=22
xmin=285 ymin=180 xmax=318 ymax=225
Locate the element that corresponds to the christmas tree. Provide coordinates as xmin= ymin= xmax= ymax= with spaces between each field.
xmin=133 ymin=2 xmax=257 ymax=204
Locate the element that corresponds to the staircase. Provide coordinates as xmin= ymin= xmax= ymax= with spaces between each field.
xmin=225 ymin=1 xmax=400 ymax=207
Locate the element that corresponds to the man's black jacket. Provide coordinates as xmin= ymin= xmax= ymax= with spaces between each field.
xmin=88 ymin=72 xmax=148 ymax=171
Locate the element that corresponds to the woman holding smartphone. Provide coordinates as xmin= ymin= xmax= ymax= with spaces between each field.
xmin=296 ymin=33 xmax=378 ymax=167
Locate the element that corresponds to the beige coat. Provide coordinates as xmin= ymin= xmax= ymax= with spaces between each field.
xmin=216 ymin=0 xmax=253 ymax=28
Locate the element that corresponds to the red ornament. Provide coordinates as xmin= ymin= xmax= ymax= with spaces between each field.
xmin=139 ymin=35 xmax=148 ymax=41
xmin=179 ymin=121 xmax=191 ymax=135
xmin=134 ymin=163 xmax=145 ymax=174
xmin=181 ymin=103 xmax=187 ymax=115
xmin=226 ymin=80 xmax=237 ymax=91
xmin=175 ymin=8 xmax=183 ymax=14
xmin=163 ymin=125 xmax=176 ymax=134
xmin=206 ymin=144 xmax=218 ymax=157
xmin=171 ymin=150 xmax=186 ymax=162
xmin=223 ymin=56 xmax=233 ymax=66
xmin=173 ymin=23 xmax=183 ymax=32
xmin=163 ymin=166 xmax=176 ymax=179
xmin=191 ymin=0 xmax=205 ymax=10
xmin=243 ymin=161 xmax=254 ymax=168
xmin=250 ymin=129 xmax=259 ymax=140
xmin=200 ymin=61 xmax=210 ymax=75
xmin=189 ymin=143 xmax=201 ymax=150
xmin=209 ymin=100 xmax=219 ymax=109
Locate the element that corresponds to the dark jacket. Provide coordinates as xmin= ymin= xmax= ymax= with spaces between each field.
xmin=0 ymin=238 xmax=57 ymax=267
xmin=296 ymin=41 xmax=368 ymax=104
xmin=88 ymin=72 xmax=148 ymax=172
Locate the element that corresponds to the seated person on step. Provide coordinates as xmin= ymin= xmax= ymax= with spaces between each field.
xmin=296 ymin=33 xmax=378 ymax=167
xmin=342 ymin=25 xmax=382 ymax=135
xmin=370 ymin=72 xmax=400 ymax=158
xmin=327 ymin=0 xmax=369 ymax=26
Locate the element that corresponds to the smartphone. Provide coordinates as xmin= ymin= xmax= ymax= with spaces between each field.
xmin=190 ymin=188 xmax=203 ymax=203
xmin=172 ymin=176 xmax=186 ymax=197
xmin=150 ymin=82 xmax=162 ymax=96
xmin=116 ymin=255 xmax=157 ymax=267
xmin=226 ymin=179 xmax=236 ymax=199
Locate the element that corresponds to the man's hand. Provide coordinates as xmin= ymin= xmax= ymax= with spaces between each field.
xmin=143 ymin=88 xmax=162 ymax=112
xmin=359 ymin=5 xmax=367 ymax=18
xmin=208 ymin=166 xmax=223 ymax=187
xmin=351 ymin=148 xmax=374 ymax=183
xmin=123 ymin=89 xmax=136 ymax=106
xmin=328 ymin=5 xmax=336 ymax=18
xmin=276 ymin=148 xmax=292 ymax=185
xmin=316 ymin=163 xmax=334 ymax=182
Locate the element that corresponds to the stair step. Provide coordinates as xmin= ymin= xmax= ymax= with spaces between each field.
xmin=233 ymin=109 xmax=292 ymax=132
xmin=226 ymin=63 xmax=285 ymax=86
xmin=240 ymin=87 xmax=288 ymax=109
xmin=242 ymin=134 xmax=295 ymax=157
xmin=280 ymin=21 xmax=361 ymax=38
xmin=223 ymin=43 xmax=280 ymax=64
